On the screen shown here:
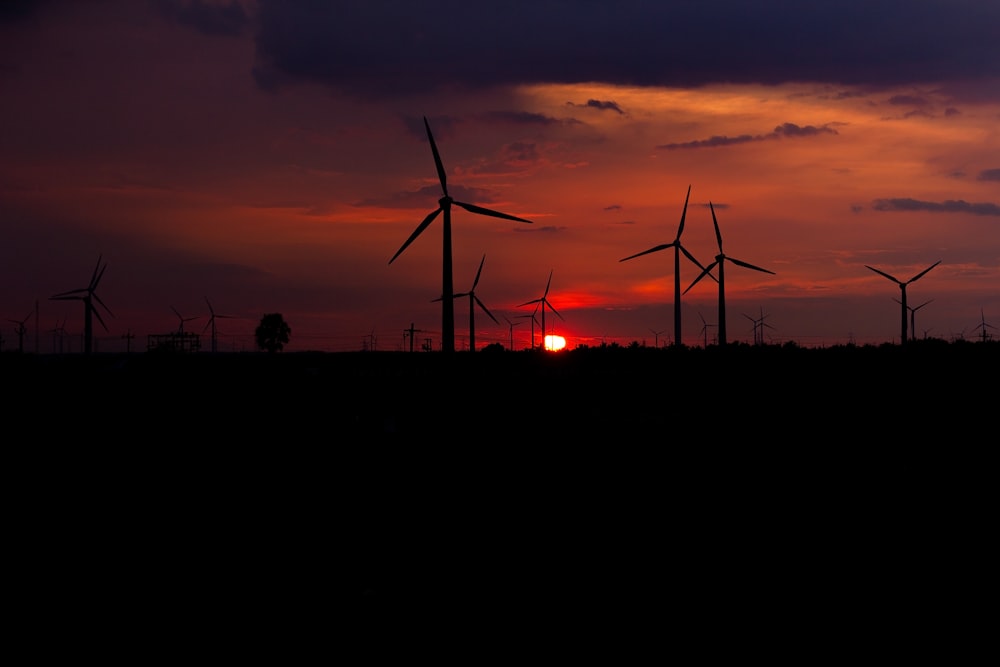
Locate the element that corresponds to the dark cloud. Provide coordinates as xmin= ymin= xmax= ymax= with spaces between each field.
xmin=567 ymin=100 xmax=625 ymax=114
xmin=872 ymin=198 xmax=1000 ymax=216
xmin=978 ymin=169 xmax=1000 ymax=182
xmin=656 ymin=123 xmax=837 ymax=150
xmin=251 ymin=1 xmax=1000 ymax=100
xmin=154 ymin=0 xmax=249 ymax=37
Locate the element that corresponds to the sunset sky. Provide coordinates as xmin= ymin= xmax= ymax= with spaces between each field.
xmin=2 ymin=0 xmax=998 ymax=353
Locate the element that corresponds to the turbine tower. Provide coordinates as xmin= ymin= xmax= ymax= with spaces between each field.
xmin=389 ymin=116 xmax=532 ymax=353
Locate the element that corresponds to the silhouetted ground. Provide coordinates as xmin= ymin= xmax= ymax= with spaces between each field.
xmin=4 ymin=341 xmax=995 ymax=658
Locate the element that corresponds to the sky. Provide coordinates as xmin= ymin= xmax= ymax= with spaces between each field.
xmin=1 ymin=0 xmax=998 ymax=353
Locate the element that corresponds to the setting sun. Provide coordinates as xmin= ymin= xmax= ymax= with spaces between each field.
xmin=544 ymin=335 xmax=567 ymax=351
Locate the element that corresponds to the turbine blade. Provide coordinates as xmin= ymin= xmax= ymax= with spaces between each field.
xmin=475 ymin=296 xmax=499 ymax=324
xmin=424 ymin=116 xmax=448 ymax=197
xmin=709 ymin=202 xmax=723 ymax=252
xmin=728 ymin=257 xmax=776 ymax=274
xmin=907 ymin=260 xmax=941 ymax=284
xmin=453 ymin=200 xmax=532 ymax=223
xmin=89 ymin=255 xmax=104 ymax=287
xmin=544 ymin=270 xmax=553 ymax=297
xmin=91 ymin=262 xmax=107 ymax=290
xmin=679 ymin=245 xmax=712 ymax=275
xmin=620 ymin=244 xmax=672 ymax=262
xmin=389 ymin=207 xmax=442 ymax=264
xmin=684 ymin=262 xmax=718 ymax=294
xmin=92 ymin=293 xmax=114 ymax=318
xmin=51 ymin=288 xmax=88 ymax=298
xmin=865 ymin=265 xmax=901 ymax=284
xmin=92 ymin=307 xmax=109 ymax=332
xmin=675 ymin=184 xmax=691 ymax=240
xmin=545 ymin=300 xmax=565 ymax=321
xmin=472 ymin=254 xmax=486 ymax=289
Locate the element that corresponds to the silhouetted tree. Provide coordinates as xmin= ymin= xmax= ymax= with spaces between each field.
xmin=256 ymin=313 xmax=291 ymax=353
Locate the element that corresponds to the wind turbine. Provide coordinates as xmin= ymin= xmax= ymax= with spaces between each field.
xmin=516 ymin=308 xmax=540 ymax=351
xmin=684 ymin=203 xmax=775 ymax=346
xmin=503 ymin=315 xmax=523 ymax=351
xmin=743 ymin=306 xmax=775 ymax=346
xmin=203 ymin=297 xmax=237 ymax=353
xmin=697 ymin=311 xmax=717 ymax=348
xmin=49 ymin=254 xmax=113 ymax=355
xmin=389 ymin=116 xmax=533 ymax=353
xmin=649 ymin=328 xmax=667 ymax=348
xmin=432 ymin=253 xmax=498 ymax=352
xmin=892 ymin=298 xmax=933 ymax=343
xmin=971 ymin=309 xmax=997 ymax=343
xmin=865 ymin=260 xmax=940 ymax=345
xmin=171 ymin=306 xmax=200 ymax=334
xmin=9 ymin=311 xmax=32 ymax=353
xmin=518 ymin=270 xmax=563 ymax=350
xmin=620 ymin=185 xmax=714 ymax=348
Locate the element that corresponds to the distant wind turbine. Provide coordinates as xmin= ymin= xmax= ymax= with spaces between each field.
xmin=518 ymin=270 xmax=564 ymax=350
xmin=50 ymin=254 xmax=113 ymax=355
xmin=9 ymin=311 xmax=32 ymax=353
xmin=171 ymin=306 xmax=200 ymax=334
xmin=865 ymin=260 xmax=940 ymax=345
xmin=516 ymin=309 xmax=540 ymax=350
xmin=389 ymin=116 xmax=533 ymax=353
xmin=697 ymin=311 xmax=717 ymax=348
xmin=971 ymin=309 xmax=997 ymax=343
xmin=649 ymin=328 xmax=667 ymax=348
xmin=503 ymin=315 xmax=523 ymax=351
xmin=620 ymin=185 xmax=713 ymax=348
xmin=432 ymin=253 xmax=498 ymax=352
xmin=892 ymin=298 xmax=933 ymax=343
xmin=203 ymin=297 xmax=237 ymax=353
xmin=684 ymin=203 xmax=775 ymax=346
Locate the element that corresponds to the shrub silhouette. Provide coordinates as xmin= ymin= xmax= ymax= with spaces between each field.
xmin=255 ymin=313 xmax=291 ymax=353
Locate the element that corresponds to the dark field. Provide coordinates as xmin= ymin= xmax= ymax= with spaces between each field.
xmin=4 ymin=342 xmax=994 ymax=658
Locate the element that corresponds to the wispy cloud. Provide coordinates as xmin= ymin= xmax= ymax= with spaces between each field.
xmin=656 ymin=123 xmax=838 ymax=150
xmin=872 ymin=198 xmax=1000 ymax=216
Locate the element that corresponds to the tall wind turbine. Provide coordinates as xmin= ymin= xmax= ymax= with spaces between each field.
xmin=432 ymin=253 xmax=498 ymax=352
xmin=389 ymin=116 xmax=533 ymax=353
xmin=865 ymin=260 xmax=940 ymax=344
xmin=518 ymin=270 xmax=563 ymax=350
xmin=684 ymin=203 xmax=775 ymax=346
xmin=620 ymin=185 xmax=713 ymax=348
xmin=49 ymin=255 xmax=113 ymax=355
xmin=203 ymin=297 xmax=237 ymax=353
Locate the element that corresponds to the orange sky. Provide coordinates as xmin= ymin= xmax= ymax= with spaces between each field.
xmin=1 ymin=1 xmax=998 ymax=353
